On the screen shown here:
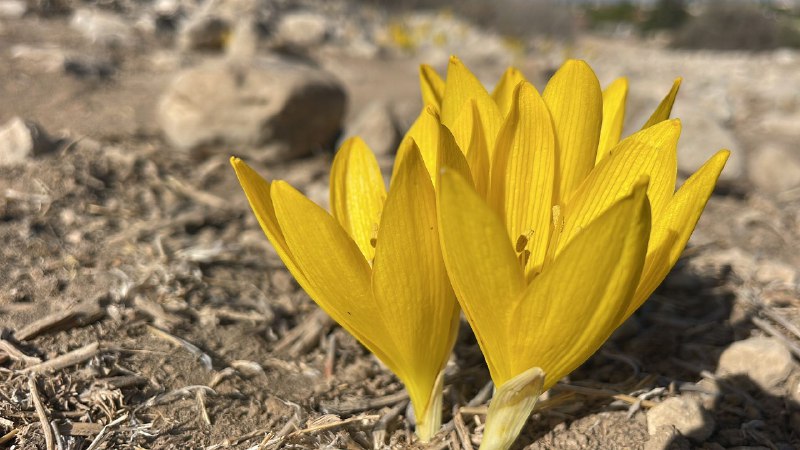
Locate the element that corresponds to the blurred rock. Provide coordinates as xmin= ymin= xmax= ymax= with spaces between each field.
xmin=0 ymin=118 xmax=54 ymax=166
xmin=646 ymin=396 xmax=715 ymax=442
xmin=717 ymin=336 xmax=794 ymax=391
xmin=158 ymin=56 xmax=346 ymax=159
xmin=675 ymin=113 xmax=745 ymax=186
xmin=11 ymin=44 xmax=66 ymax=72
xmin=644 ymin=425 xmax=691 ymax=450
xmin=63 ymin=55 xmax=116 ymax=79
xmin=70 ymin=8 xmax=135 ymax=47
xmin=749 ymin=144 xmax=800 ymax=194
xmin=0 ymin=0 xmax=26 ymax=18
xmin=341 ymin=100 xmax=399 ymax=156
xmin=178 ymin=13 xmax=230 ymax=51
xmin=276 ymin=11 xmax=329 ymax=49
xmin=177 ymin=0 xmax=265 ymax=52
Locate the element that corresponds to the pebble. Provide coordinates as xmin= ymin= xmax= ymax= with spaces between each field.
xmin=0 ymin=117 xmax=53 ymax=166
xmin=0 ymin=0 xmax=26 ymax=18
xmin=275 ymin=11 xmax=330 ymax=49
xmin=70 ymin=8 xmax=135 ymax=46
xmin=646 ymin=396 xmax=715 ymax=442
xmin=716 ymin=336 xmax=795 ymax=391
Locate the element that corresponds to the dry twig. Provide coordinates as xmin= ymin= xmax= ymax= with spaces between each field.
xmin=22 ymin=342 xmax=100 ymax=374
xmin=28 ymin=374 xmax=56 ymax=450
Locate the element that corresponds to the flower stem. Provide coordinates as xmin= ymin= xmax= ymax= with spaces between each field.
xmin=415 ymin=368 xmax=445 ymax=442
xmin=479 ymin=367 xmax=545 ymax=450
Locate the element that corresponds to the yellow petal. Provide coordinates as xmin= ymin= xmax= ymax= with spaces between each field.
xmin=642 ymin=77 xmax=681 ymax=129
xmin=393 ymin=107 xmax=440 ymax=183
xmin=629 ymin=150 xmax=729 ymax=318
xmin=393 ymin=106 xmax=471 ymax=190
xmin=330 ymin=137 xmax=387 ymax=261
xmin=372 ymin=147 xmax=459 ymax=441
xmin=557 ymin=119 xmax=679 ymax=253
xmin=441 ymin=56 xmax=503 ymax=159
xmin=270 ymin=181 xmax=401 ymax=375
xmin=507 ymin=181 xmax=651 ymax=388
xmin=230 ymin=157 xmax=304 ymax=283
xmin=490 ymin=81 xmax=555 ymax=276
xmin=438 ymin=169 xmax=525 ymax=382
xmin=420 ymin=64 xmax=445 ymax=109
xmin=491 ymin=66 xmax=527 ymax=117
xmin=543 ymin=60 xmax=603 ymax=202
xmin=596 ymin=77 xmax=628 ymax=163
xmin=448 ymin=99 xmax=490 ymax=198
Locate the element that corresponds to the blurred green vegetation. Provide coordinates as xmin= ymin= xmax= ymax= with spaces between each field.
xmin=584 ymin=0 xmax=800 ymax=51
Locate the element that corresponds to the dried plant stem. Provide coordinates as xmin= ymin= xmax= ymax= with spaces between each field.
xmin=28 ymin=374 xmax=55 ymax=450
xmin=22 ymin=342 xmax=100 ymax=374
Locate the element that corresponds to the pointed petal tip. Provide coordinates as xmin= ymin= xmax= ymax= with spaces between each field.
xmin=449 ymin=54 xmax=461 ymax=64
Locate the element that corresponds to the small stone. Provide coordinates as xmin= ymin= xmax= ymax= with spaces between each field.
xmin=158 ymin=56 xmax=346 ymax=159
xmin=0 ymin=0 xmax=26 ymax=18
xmin=748 ymin=144 xmax=800 ymax=194
xmin=646 ymin=396 xmax=715 ymax=442
xmin=70 ymin=8 xmax=135 ymax=47
xmin=275 ymin=11 xmax=329 ymax=49
xmin=340 ymin=100 xmax=399 ymax=156
xmin=0 ymin=117 xmax=54 ymax=166
xmin=177 ymin=13 xmax=230 ymax=51
xmin=11 ymin=44 xmax=66 ymax=73
xmin=717 ymin=336 xmax=794 ymax=391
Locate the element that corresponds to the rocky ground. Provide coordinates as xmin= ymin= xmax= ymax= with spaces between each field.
xmin=1 ymin=1 xmax=799 ymax=449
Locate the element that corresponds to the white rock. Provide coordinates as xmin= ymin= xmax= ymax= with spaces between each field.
xmin=716 ymin=336 xmax=795 ymax=391
xmin=158 ymin=57 xmax=346 ymax=159
xmin=0 ymin=0 xmax=26 ymax=18
xmin=341 ymin=101 xmax=399 ymax=156
xmin=70 ymin=8 xmax=135 ymax=46
xmin=0 ymin=118 xmax=52 ymax=166
xmin=276 ymin=11 xmax=329 ymax=49
xmin=748 ymin=144 xmax=800 ymax=194
xmin=646 ymin=396 xmax=715 ymax=442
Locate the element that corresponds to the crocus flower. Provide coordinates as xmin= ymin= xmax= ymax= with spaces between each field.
xmin=427 ymin=57 xmax=729 ymax=449
xmin=231 ymin=135 xmax=459 ymax=442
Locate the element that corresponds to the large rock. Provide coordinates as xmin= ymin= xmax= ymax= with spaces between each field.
xmin=716 ymin=336 xmax=794 ymax=392
xmin=646 ymin=396 xmax=715 ymax=442
xmin=158 ymin=57 xmax=347 ymax=159
xmin=748 ymin=144 xmax=800 ymax=194
xmin=0 ymin=117 xmax=54 ymax=166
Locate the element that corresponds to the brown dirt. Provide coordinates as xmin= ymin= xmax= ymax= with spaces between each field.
xmin=1 ymin=15 xmax=799 ymax=450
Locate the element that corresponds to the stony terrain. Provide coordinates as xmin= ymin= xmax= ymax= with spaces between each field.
xmin=0 ymin=1 xmax=799 ymax=449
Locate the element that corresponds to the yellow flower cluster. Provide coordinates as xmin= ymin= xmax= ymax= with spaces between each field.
xmin=231 ymin=56 xmax=728 ymax=449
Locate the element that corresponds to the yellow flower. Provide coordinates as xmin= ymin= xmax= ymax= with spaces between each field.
xmin=426 ymin=57 xmax=729 ymax=449
xmin=230 ymin=137 xmax=459 ymax=442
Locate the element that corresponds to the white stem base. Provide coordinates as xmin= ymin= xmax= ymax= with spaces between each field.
xmin=479 ymin=367 xmax=545 ymax=450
